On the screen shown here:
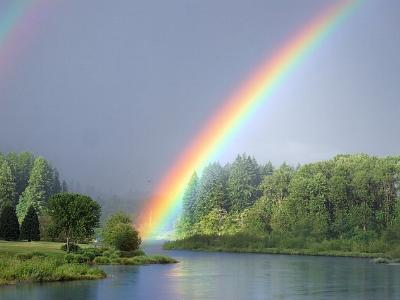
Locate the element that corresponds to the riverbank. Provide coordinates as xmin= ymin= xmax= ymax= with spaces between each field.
xmin=0 ymin=241 xmax=177 ymax=286
xmin=163 ymin=234 xmax=400 ymax=261
xmin=0 ymin=242 xmax=106 ymax=286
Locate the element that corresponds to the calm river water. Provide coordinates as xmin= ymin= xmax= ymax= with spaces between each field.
xmin=1 ymin=244 xmax=399 ymax=299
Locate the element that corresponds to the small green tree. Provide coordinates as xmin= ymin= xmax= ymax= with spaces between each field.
xmin=20 ymin=206 xmax=40 ymax=241
xmin=48 ymin=193 xmax=101 ymax=252
xmin=102 ymin=212 xmax=141 ymax=251
xmin=0 ymin=204 xmax=20 ymax=240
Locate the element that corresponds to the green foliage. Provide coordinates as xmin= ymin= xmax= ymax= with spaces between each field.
xmin=20 ymin=206 xmax=40 ymax=241
xmin=174 ymin=154 xmax=400 ymax=257
xmin=60 ymin=243 xmax=81 ymax=253
xmin=101 ymin=212 xmax=141 ymax=251
xmin=16 ymin=157 xmax=54 ymax=221
xmin=176 ymin=173 xmax=199 ymax=238
xmin=48 ymin=193 xmax=101 ymax=252
xmin=195 ymin=163 xmax=227 ymax=222
xmin=227 ymin=154 xmax=261 ymax=212
xmin=0 ymin=255 xmax=105 ymax=285
xmin=0 ymin=158 xmax=16 ymax=210
xmin=0 ymin=204 xmax=20 ymax=240
xmin=16 ymin=252 xmax=47 ymax=260
xmin=5 ymin=152 xmax=35 ymax=204
xmin=93 ymin=256 xmax=111 ymax=264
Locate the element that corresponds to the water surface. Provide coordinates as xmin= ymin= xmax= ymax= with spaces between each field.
xmin=1 ymin=245 xmax=399 ymax=299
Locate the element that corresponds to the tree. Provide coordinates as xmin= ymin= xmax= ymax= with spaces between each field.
xmin=61 ymin=180 xmax=68 ymax=192
xmin=227 ymin=154 xmax=260 ymax=212
xmin=20 ymin=205 xmax=40 ymax=241
xmin=101 ymin=212 xmax=141 ymax=251
xmin=0 ymin=204 xmax=20 ymax=240
xmin=16 ymin=157 xmax=54 ymax=221
xmin=52 ymin=168 xmax=62 ymax=195
xmin=195 ymin=163 xmax=227 ymax=221
xmin=261 ymin=163 xmax=294 ymax=205
xmin=5 ymin=152 xmax=35 ymax=203
xmin=0 ymin=159 xmax=16 ymax=210
xmin=48 ymin=193 xmax=101 ymax=252
xmin=177 ymin=172 xmax=199 ymax=237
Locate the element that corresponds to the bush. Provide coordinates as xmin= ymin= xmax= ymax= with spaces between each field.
xmin=81 ymin=251 xmax=96 ymax=262
xmin=101 ymin=213 xmax=141 ymax=251
xmin=82 ymin=247 xmax=104 ymax=257
xmin=64 ymin=254 xmax=75 ymax=264
xmin=61 ymin=243 xmax=81 ymax=253
xmin=93 ymin=256 xmax=111 ymax=264
xmin=120 ymin=249 xmax=146 ymax=257
xmin=64 ymin=254 xmax=86 ymax=264
xmin=387 ymin=246 xmax=400 ymax=259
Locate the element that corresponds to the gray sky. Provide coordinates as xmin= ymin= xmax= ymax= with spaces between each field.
xmin=1 ymin=0 xmax=399 ymax=197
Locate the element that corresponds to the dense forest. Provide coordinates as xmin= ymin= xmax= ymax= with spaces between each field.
xmin=172 ymin=154 xmax=400 ymax=255
xmin=0 ymin=151 xmax=68 ymax=238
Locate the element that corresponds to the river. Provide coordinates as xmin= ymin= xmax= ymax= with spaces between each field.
xmin=1 ymin=244 xmax=399 ymax=299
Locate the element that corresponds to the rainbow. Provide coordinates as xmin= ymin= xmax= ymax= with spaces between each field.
xmin=0 ymin=0 xmax=49 ymax=79
xmin=137 ymin=0 xmax=361 ymax=238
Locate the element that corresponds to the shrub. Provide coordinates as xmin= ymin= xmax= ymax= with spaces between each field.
xmin=387 ymin=246 xmax=400 ymax=259
xmin=101 ymin=213 xmax=141 ymax=251
xmin=93 ymin=256 xmax=111 ymax=264
xmin=61 ymin=243 xmax=81 ymax=253
xmin=64 ymin=254 xmax=86 ymax=264
xmin=120 ymin=249 xmax=146 ymax=257
xmin=81 ymin=251 xmax=96 ymax=262
xmin=64 ymin=254 xmax=75 ymax=264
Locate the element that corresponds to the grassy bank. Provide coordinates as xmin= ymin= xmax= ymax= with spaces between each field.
xmin=0 ymin=241 xmax=177 ymax=286
xmin=65 ymin=247 xmax=178 ymax=265
xmin=164 ymin=234 xmax=400 ymax=261
xmin=0 ymin=250 xmax=105 ymax=286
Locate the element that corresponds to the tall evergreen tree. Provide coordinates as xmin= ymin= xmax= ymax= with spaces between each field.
xmin=195 ymin=163 xmax=227 ymax=222
xmin=5 ymin=152 xmax=35 ymax=203
xmin=0 ymin=204 xmax=20 ymax=240
xmin=20 ymin=205 xmax=40 ymax=241
xmin=61 ymin=180 xmax=68 ymax=192
xmin=0 ymin=159 xmax=16 ymax=210
xmin=52 ymin=168 xmax=62 ymax=194
xmin=16 ymin=157 xmax=53 ymax=222
xmin=176 ymin=172 xmax=199 ymax=237
xmin=227 ymin=154 xmax=261 ymax=212
xmin=182 ymin=172 xmax=199 ymax=223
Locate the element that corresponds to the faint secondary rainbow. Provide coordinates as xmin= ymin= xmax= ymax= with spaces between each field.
xmin=0 ymin=0 xmax=49 ymax=79
xmin=137 ymin=0 xmax=361 ymax=239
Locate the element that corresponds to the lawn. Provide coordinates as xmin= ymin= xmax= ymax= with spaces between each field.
xmin=0 ymin=240 xmax=65 ymax=257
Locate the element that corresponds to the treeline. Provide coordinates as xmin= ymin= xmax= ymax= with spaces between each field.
xmin=0 ymin=151 xmax=68 ymax=239
xmin=176 ymin=154 xmax=400 ymax=250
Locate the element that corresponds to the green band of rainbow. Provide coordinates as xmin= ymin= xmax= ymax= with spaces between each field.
xmin=137 ymin=0 xmax=361 ymax=239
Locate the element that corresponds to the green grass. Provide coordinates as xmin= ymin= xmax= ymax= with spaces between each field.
xmin=0 ymin=254 xmax=105 ymax=286
xmin=0 ymin=240 xmax=105 ymax=286
xmin=164 ymin=234 xmax=399 ymax=261
xmin=0 ymin=241 xmax=65 ymax=257
xmin=0 ymin=240 xmax=178 ymax=286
